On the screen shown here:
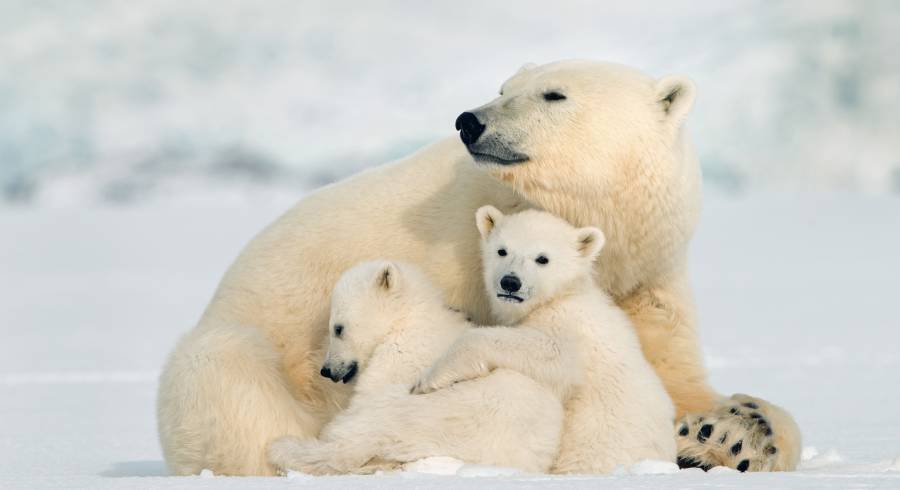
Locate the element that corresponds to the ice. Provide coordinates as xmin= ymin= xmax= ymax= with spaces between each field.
xmin=456 ymin=464 xmax=522 ymax=478
xmin=614 ymin=460 xmax=681 ymax=475
xmin=403 ymin=457 xmax=466 ymax=476
xmin=800 ymin=449 xmax=843 ymax=470
xmin=1 ymin=192 xmax=899 ymax=490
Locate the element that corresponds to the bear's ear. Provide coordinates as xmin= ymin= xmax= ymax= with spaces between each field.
xmin=375 ymin=261 xmax=400 ymax=292
xmin=516 ymin=62 xmax=537 ymax=74
xmin=476 ymin=205 xmax=504 ymax=239
xmin=655 ymin=75 xmax=696 ymax=127
xmin=575 ymin=227 xmax=605 ymax=260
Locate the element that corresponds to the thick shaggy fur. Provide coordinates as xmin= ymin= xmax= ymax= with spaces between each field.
xmin=267 ymin=261 xmax=562 ymax=474
xmin=413 ymin=208 xmax=676 ymax=473
xmin=157 ymin=60 xmax=800 ymax=475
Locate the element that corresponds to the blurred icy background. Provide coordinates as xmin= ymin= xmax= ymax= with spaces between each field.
xmin=2 ymin=0 xmax=899 ymax=206
xmin=2 ymin=2 xmax=900 ymax=487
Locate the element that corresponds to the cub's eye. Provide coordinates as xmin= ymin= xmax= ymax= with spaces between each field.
xmin=498 ymin=248 xmax=507 ymax=257
xmin=535 ymin=255 xmax=549 ymax=265
xmin=333 ymin=324 xmax=344 ymax=337
xmin=542 ymin=91 xmax=566 ymax=102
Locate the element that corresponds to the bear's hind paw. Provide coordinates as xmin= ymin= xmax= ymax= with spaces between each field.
xmin=675 ymin=394 xmax=800 ymax=473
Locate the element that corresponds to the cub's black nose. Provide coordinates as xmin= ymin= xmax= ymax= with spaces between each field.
xmin=319 ymin=366 xmax=332 ymax=379
xmin=500 ymin=275 xmax=521 ymax=293
xmin=455 ymin=112 xmax=486 ymax=145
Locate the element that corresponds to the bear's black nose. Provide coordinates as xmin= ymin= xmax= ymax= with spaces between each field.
xmin=319 ymin=365 xmax=332 ymax=379
xmin=500 ymin=275 xmax=521 ymax=293
xmin=455 ymin=112 xmax=486 ymax=145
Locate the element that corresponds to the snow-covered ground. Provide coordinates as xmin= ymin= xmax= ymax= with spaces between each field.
xmin=1 ymin=190 xmax=898 ymax=489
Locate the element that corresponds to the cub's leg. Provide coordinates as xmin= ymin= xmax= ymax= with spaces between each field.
xmin=675 ymin=394 xmax=801 ymax=472
xmin=268 ymin=436 xmax=392 ymax=475
xmin=411 ymin=327 xmax=578 ymax=399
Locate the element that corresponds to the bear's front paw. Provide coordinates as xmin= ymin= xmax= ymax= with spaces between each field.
xmin=675 ymin=394 xmax=801 ymax=472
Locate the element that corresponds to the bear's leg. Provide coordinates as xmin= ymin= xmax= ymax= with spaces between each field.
xmin=157 ymin=324 xmax=320 ymax=476
xmin=618 ymin=276 xmax=718 ymax=416
xmin=619 ymin=277 xmax=801 ymax=471
xmin=675 ymin=394 xmax=802 ymax=472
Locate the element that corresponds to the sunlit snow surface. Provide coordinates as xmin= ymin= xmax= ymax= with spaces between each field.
xmin=1 ymin=191 xmax=899 ymax=488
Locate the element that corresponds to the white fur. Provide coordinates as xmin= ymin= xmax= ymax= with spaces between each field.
xmin=414 ymin=208 xmax=676 ymax=473
xmin=268 ymin=261 xmax=563 ymax=475
xmin=157 ymin=60 xmax=799 ymax=475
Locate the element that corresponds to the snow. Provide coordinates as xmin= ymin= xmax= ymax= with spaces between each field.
xmin=2 ymin=1 xmax=899 ymax=204
xmin=1 ymin=190 xmax=899 ymax=489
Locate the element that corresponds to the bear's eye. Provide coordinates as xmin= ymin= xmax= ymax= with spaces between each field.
xmin=333 ymin=324 xmax=344 ymax=337
xmin=542 ymin=91 xmax=566 ymax=102
xmin=498 ymin=248 xmax=507 ymax=257
xmin=536 ymin=255 xmax=549 ymax=265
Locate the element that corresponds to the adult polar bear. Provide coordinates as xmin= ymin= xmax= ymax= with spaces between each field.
xmin=157 ymin=60 xmax=801 ymax=475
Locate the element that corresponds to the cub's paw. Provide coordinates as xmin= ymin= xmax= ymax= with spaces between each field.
xmin=675 ymin=394 xmax=801 ymax=472
xmin=410 ymin=358 xmax=489 ymax=395
xmin=267 ymin=436 xmax=308 ymax=475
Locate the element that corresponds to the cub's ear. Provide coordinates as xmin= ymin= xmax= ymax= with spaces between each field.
xmin=475 ymin=205 xmax=505 ymax=239
xmin=655 ymin=75 xmax=696 ymax=128
xmin=575 ymin=227 xmax=605 ymax=260
xmin=375 ymin=261 xmax=400 ymax=292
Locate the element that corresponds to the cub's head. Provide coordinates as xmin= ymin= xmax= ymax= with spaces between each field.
xmin=476 ymin=205 xmax=605 ymax=324
xmin=320 ymin=260 xmax=436 ymax=384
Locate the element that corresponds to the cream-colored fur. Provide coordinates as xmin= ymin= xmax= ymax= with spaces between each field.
xmin=157 ymin=59 xmax=800 ymax=475
xmin=413 ymin=207 xmax=676 ymax=473
xmin=267 ymin=260 xmax=562 ymax=474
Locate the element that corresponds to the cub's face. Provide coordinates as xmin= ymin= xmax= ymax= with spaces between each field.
xmin=320 ymin=261 xmax=405 ymax=384
xmin=476 ymin=206 xmax=604 ymax=324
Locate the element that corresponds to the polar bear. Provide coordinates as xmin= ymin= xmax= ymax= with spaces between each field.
xmin=157 ymin=60 xmax=800 ymax=476
xmin=267 ymin=260 xmax=563 ymax=474
xmin=412 ymin=207 xmax=676 ymax=473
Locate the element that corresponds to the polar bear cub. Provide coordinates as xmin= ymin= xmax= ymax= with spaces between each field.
xmin=413 ymin=207 xmax=677 ymax=473
xmin=267 ymin=260 xmax=563 ymax=475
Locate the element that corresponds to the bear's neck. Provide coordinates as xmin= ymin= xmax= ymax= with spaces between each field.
xmin=519 ymin=153 xmax=699 ymax=298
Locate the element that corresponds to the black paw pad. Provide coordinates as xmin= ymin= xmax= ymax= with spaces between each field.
xmin=742 ymin=402 xmax=759 ymax=409
xmin=736 ymin=459 xmax=750 ymax=472
xmin=750 ymin=412 xmax=762 ymax=419
xmin=697 ymin=424 xmax=713 ymax=443
xmin=677 ymin=456 xmax=712 ymax=472
xmin=731 ymin=440 xmax=743 ymax=455
xmin=679 ymin=424 xmax=689 ymax=436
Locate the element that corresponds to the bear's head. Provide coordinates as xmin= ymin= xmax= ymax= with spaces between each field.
xmin=459 ymin=60 xmax=700 ymax=296
xmin=476 ymin=205 xmax=604 ymax=324
xmin=320 ymin=260 xmax=439 ymax=384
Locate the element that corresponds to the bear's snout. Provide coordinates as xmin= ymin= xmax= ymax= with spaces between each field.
xmin=455 ymin=112 xmax=485 ymax=145
xmin=320 ymin=361 xmax=358 ymax=384
xmin=500 ymin=275 xmax=521 ymax=293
